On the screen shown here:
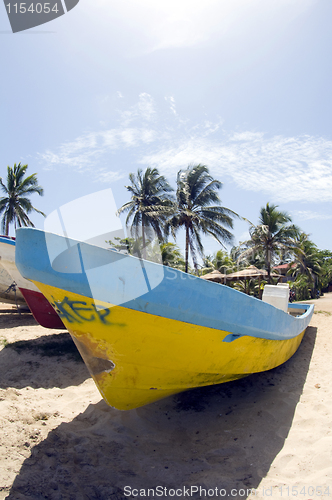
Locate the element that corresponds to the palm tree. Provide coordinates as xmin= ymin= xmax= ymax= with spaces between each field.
xmin=292 ymin=274 xmax=311 ymax=301
xmin=0 ymin=163 xmax=45 ymax=235
xmin=317 ymin=250 xmax=332 ymax=291
xmin=289 ymin=233 xmax=321 ymax=298
xmin=240 ymin=203 xmax=299 ymax=283
xmin=117 ymin=168 xmax=174 ymax=258
xmin=233 ymin=241 xmax=267 ymax=271
xmin=202 ymin=249 xmax=236 ymax=275
xmin=160 ymin=242 xmax=185 ymax=270
xmin=165 ymin=164 xmax=238 ymax=273
xmin=232 ymin=278 xmax=260 ymax=297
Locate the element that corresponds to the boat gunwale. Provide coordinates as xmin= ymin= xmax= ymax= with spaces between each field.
xmin=15 ymin=228 xmax=315 ymax=342
xmin=0 ymin=236 xmax=16 ymax=246
xmin=288 ymin=302 xmax=314 ymax=320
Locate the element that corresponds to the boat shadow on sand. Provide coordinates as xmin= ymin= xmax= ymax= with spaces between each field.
xmin=0 ymin=306 xmax=37 ymax=328
xmin=7 ymin=326 xmax=317 ymax=500
xmin=0 ymin=332 xmax=89 ymax=390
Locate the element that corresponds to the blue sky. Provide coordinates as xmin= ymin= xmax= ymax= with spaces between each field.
xmin=1 ymin=0 xmax=332 ymax=258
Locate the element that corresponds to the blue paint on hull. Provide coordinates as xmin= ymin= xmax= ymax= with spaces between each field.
xmin=0 ymin=237 xmax=15 ymax=246
xmin=15 ymin=228 xmax=314 ymax=341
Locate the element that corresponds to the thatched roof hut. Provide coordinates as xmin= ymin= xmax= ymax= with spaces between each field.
xmin=201 ymin=270 xmax=227 ymax=283
xmin=226 ymin=265 xmax=268 ymax=280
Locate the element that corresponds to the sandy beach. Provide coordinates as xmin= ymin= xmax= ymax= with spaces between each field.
xmin=0 ymin=294 xmax=331 ymax=500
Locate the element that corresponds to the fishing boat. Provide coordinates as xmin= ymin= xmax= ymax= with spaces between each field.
xmin=0 ymin=236 xmax=65 ymax=329
xmin=15 ymin=227 xmax=314 ymax=410
xmin=0 ymin=260 xmax=26 ymax=307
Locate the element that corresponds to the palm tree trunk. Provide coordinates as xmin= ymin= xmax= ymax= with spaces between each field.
xmin=142 ymin=224 xmax=146 ymax=260
xmin=258 ymin=275 xmax=263 ymax=299
xmin=266 ymin=248 xmax=271 ymax=284
xmin=185 ymin=226 xmax=189 ymax=273
xmin=309 ymin=271 xmax=315 ymax=299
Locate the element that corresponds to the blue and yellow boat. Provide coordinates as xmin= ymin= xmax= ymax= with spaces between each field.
xmin=15 ymin=227 xmax=314 ymax=411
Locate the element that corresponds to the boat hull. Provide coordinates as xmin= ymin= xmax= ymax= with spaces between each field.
xmin=15 ymin=228 xmax=314 ymax=410
xmin=19 ymin=287 xmax=66 ymax=329
xmin=0 ymin=237 xmax=65 ymax=328
xmin=0 ymin=263 xmax=26 ymax=306
xmin=33 ymin=282 xmax=306 ymax=410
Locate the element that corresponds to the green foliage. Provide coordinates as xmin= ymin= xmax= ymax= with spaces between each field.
xmin=165 ymin=164 xmax=238 ymax=272
xmin=0 ymin=163 xmax=45 ymax=235
xmin=117 ymin=167 xmax=174 ymax=255
xmin=213 ymin=249 xmax=236 ymax=274
xmin=316 ymin=250 xmax=332 ymax=290
xmin=232 ymin=242 xmax=266 ymax=270
xmin=232 ymin=279 xmax=259 ymax=296
xmin=314 ymin=310 xmax=332 ymax=316
xmin=108 ymin=237 xmax=186 ymax=270
xmin=0 ymin=337 xmax=8 ymax=348
xmin=160 ymin=242 xmax=185 ymax=270
xmin=108 ymin=236 xmax=134 ymax=253
xmin=239 ymin=203 xmax=299 ymax=282
xmin=291 ymin=274 xmax=312 ymax=301
xmin=117 ymin=170 xmax=332 ymax=298
xmin=288 ymin=233 xmax=321 ymax=297
xmin=201 ymin=249 xmax=236 ymax=275
xmin=108 ymin=236 xmax=162 ymax=264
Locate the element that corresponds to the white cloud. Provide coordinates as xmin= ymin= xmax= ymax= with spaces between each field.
xmin=119 ymin=93 xmax=156 ymax=125
xmin=98 ymin=171 xmax=127 ymax=184
xmin=38 ymin=93 xmax=332 ymax=203
xmin=140 ymin=131 xmax=332 ymax=203
xmin=165 ymin=96 xmax=177 ymax=116
xmin=293 ymin=210 xmax=332 ymax=221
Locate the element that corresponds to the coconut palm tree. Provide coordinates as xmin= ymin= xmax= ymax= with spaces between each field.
xmin=0 ymin=163 xmax=45 ymax=235
xmin=231 ymin=240 xmax=266 ymax=270
xmin=202 ymin=249 xmax=236 ymax=275
xmin=165 ymin=164 xmax=238 ymax=273
xmin=317 ymin=249 xmax=332 ymax=291
xmin=289 ymin=233 xmax=321 ymax=298
xmin=232 ymin=278 xmax=260 ymax=297
xmin=291 ymin=274 xmax=311 ymax=301
xmin=117 ymin=168 xmax=174 ymax=257
xmin=160 ymin=242 xmax=185 ymax=270
xmin=240 ymin=203 xmax=299 ymax=283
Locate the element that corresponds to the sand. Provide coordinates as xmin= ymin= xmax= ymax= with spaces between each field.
xmin=0 ymin=294 xmax=331 ymax=500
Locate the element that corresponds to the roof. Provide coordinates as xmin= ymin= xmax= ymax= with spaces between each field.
xmin=273 ymin=263 xmax=296 ymax=270
xmin=226 ymin=265 xmax=268 ymax=280
xmin=201 ymin=270 xmax=227 ymax=282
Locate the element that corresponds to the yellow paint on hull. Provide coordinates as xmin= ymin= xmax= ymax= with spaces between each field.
xmin=35 ymin=282 xmax=306 ymax=410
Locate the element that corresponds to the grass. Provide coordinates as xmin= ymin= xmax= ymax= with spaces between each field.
xmin=0 ymin=337 xmax=8 ymax=348
xmin=314 ymin=310 xmax=332 ymax=316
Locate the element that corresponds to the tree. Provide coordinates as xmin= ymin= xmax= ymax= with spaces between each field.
xmin=232 ymin=278 xmax=261 ymax=297
xmin=117 ymin=168 xmax=174 ymax=258
xmin=0 ymin=163 xmax=45 ymax=235
xmin=108 ymin=236 xmax=144 ymax=257
xmin=108 ymin=237 xmax=185 ymax=270
xmin=165 ymin=164 xmax=238 ymax=273
xmin=317 ymin=250 xmax=332 ymax=291
xmin=289 ymin=233 xmax=322 ymax=298
xmin=240 ymin=203 xmax=299 ymax=283
xmin=231 ymin=242 xmax=266 ymax=270
xmin=291 ymin=274 xmax=312 ymax=301
xmin=202 ymin=249 xmax=236 ymax=275
xmin=160 ymin=242 xmax=185 ymax=270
